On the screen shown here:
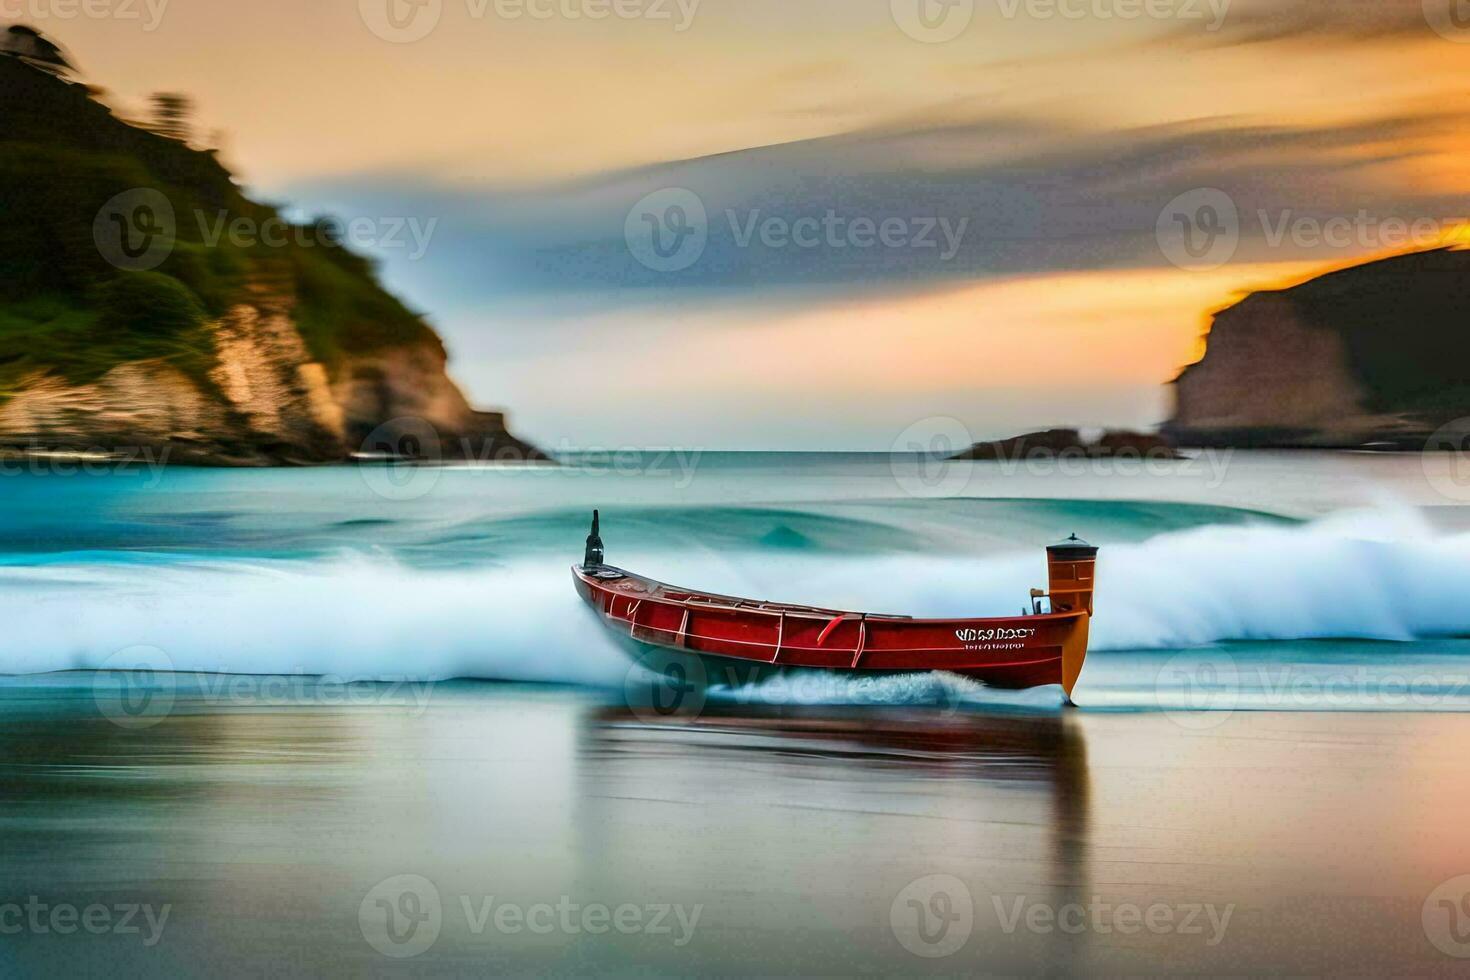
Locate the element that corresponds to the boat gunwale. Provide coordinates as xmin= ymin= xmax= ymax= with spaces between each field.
xmin=572 ymin=564 xmax=1088 ymax=628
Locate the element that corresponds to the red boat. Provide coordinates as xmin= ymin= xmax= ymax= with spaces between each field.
xmin=572 ymin=512 xmax=1099 ymax=703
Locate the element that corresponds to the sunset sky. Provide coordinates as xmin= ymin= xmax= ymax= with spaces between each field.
xmin=32 ymin=0 xmax=1470 ymax=447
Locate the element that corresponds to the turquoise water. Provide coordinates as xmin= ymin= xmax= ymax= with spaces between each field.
xmin=5 ymin=452 xmax=1470 ymax=975
xmin=2 ymin=451 xmax=1469 ymax=708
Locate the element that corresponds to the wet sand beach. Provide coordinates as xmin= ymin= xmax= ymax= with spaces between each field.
xmin=2 ymin=678 xmax=1469 ymax=975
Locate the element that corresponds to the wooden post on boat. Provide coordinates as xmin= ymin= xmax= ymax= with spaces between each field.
xmin=1047 ymin=534 xmax=1099 ymax=703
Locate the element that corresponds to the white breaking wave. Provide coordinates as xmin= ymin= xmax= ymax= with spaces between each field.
xmin=707 ymin=671 xmax=1067 ymax=711
xmin=1 ymin=508 xmax=1468 ymax=684
xmin=0 ymin=557 xmax=629 ymax=685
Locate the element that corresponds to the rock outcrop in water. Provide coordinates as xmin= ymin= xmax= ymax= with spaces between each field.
xmin=951 ymin=428 xmax=1180 ymax=460
xmin=0 ymin=38 xmax=542 ymax=466
xmin=1166 ymin=249 xmax=1470 ymax=449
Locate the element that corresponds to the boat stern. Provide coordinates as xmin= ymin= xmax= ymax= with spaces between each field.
xmin=1046 ymin=534 xmax=1099 ymax=702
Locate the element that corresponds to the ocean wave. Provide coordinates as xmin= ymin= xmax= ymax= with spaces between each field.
xmin=2 ymin=508 xmax=1468 ymax=693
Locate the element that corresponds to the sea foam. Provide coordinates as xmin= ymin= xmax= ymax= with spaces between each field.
xmin=1 ymin=508 xmax=1467 ymax=684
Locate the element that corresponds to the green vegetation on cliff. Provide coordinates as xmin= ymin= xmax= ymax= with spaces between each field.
xmin=0 ymin=52 xmax=437 ymax=401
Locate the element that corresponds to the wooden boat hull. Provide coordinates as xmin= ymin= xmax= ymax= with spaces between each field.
xmin=601 ymin=626 xmax=1081 ymax=694
xmin=572 ymin=520 xmax=1098 ymax=701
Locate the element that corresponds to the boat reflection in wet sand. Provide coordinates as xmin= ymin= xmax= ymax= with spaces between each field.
xmin=571 ymin=511 xmax=1099 ymax=704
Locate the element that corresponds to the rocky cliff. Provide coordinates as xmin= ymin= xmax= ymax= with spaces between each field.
xmin=1166 ymin=249 xmax=1470 ymax=449
xmin=0 ymin=45 xmax=542 ymax=465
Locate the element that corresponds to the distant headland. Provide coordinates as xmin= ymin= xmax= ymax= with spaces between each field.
xmin=955 ymin=247 xmax=1469 ymax=458
xmin=1166 ymin=248 xmax=1470 ymax=450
